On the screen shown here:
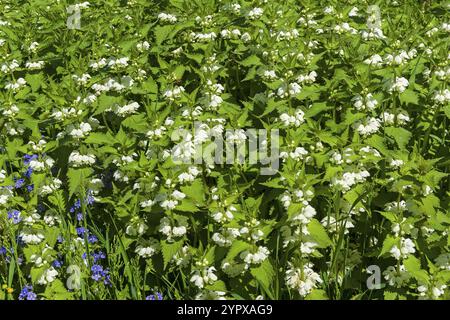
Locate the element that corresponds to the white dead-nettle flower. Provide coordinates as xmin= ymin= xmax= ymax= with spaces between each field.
xmin=1 ymin=104 xmax=19 ymax=117
xmin=20 ymin=232 xmax=45 ymax=244
xmin=135 ymin=239 xmax=160 ymax=258
xmin=279 ymin=109 xmax=305 ymax=127
xmin=107 ymin=57 xmax=129 ymax=68
xmin=1 ymin=59 xmax=19 ymax=73
xmin=348 ymin=7 xmax=359 ymax=17
xmin=40 ymin=178 xmax=63 ymax=195
xmin=163 ymin=86 xmax=185 ymax=100
xmin=387 ymin=77 xmax=409 ymax=93
xmin=190 ymin=264 xmax=218 ymax=289
xmin=68 ymin=122 xmax=92 ymax=138
xmin=332 ymin=170 xmax=370 ymax=192
xmin=354 ymin=117 xmax=381 ymax=136
xmin=323 ymin=6 xmax=334 ymax=14
xmin=115 ymin=101 xmax=140 ymax=117
xmin=383 ymin=265 xmax=411 ymax=287
xmin=277 ymin=82 xmax=302 ymax=98
xmin=189 ymin=32 xmax=217 ymax=42
xmin=291 ymin=204 xmax=316 ymax=224
xmin=390 ymin=159 xmax=404 ymax=168
xmin=212 ymin=228 xmax=240 ymax=247
xmin=363 ymin=54 xmax=383 ymax=67
xmin=248 ymin=7 xmax=263 ymax=20
xmin=432 ymin=89 xmax=450 ymax=104
xmin=136 ymin=41 xmax=150 ymax=51
xmin=262 ymin=70 xmax=277 ymax=81
xmin=25 ymin=61 xmax=45 ymax=70
xmin=158 ymin=13 xmax=177 ymax=23
xmin=390 ymin=237 xmax=416 ymax=260
xmin=89 ymin=58 xmax=107 ymax=70
xmin=334 ymin=22 xmax=357 ymax=34
xmin=286 ymin=262 xmax=323 ymax=297
xmin=240 ymin=246 xmax=270 ymax=265
xmin=352 ymin=93 xmax=378 ymax=111
xmin=276 ymin=29 xmax=300 ymax=41
xmin=361 ymin=27 xmax=386 ymax=40
xmin=73 ymin=73 xmax=91 ymax=85
xmin=297 ymin=71 xmax=317 ymax=84
xmin=68 ymin=151 xmax=96 ymax=167
xmin=159 ymin=217 xmax=187 ymax=239
xmin=241 ymin=32 xmax=251 ymax=42
xmin=5 ymin=77 xmax=27 ymax=91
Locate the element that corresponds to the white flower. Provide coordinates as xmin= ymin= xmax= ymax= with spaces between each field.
xmin=190 ymin=266 xmax=218 ymax=288
xmin=37 ymin=267 xmax=59 ymax=285
xmin=390 ymin=238 xmax=416 ymax=260
xmin=286 ymin=262 xmax=323 ymax=297
xmin=387 ymin=77 xmax=409 ymax=93
xmin=115 ymin=101 xmax=140 ymax=117
xmin=248 ymin=7 xmax=263 ymax=20
xmin=363 ymin=54 xmax=383 ymax=67
xmin=20 ymin=232 xmax=44 ymax=244
xmin=68 ymin=151 xmax=96 ymax=167
xmin=354 ymin=117 xmax=381 ymax=136
xmin=135 ymin=239 xmax=160 ymax=258
xmin=158 ymin=13 xmax=177 ymax=23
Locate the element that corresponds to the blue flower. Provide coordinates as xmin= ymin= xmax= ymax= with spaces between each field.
xmin=77 ymin=213 xmax=84 ymax=221
xmin=88 ymin=234 xmax=98 ymax=244
xmin=24 ymin=166 xmax=33 ymax=178
xmin=92 ymin=251 xmax=106 ymax=263
xmin=19 ymin=285 xmax=37 ymax=300
xmin=7 ymin=210 xmax=22 ymax=224
xmin=27 ymin=184 xmax=34 ymax=192
xmin=14 ymin=178 xmax=25 ymax=189
xmin=146 ymin=292 xmax=163 ymax=300
xmin=0 ymin=246 xmax=6 ymax=255
xmin=76 ymin=227 xmax=86 ymax=237
xmin=52 ymin=259 xmax=63 ymax=268
xmin=23 ymin=154 xmax=38 ymax=165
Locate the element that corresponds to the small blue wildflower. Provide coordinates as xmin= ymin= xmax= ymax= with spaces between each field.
xmin=19 ymin=285 xmax=37 ymax=300
xmin=52 ymin=259 xmax=63 ymax=268
xmin=92 ymin=251 xmax=106 ymax=263
xmin=88 ymin=234 xmax=98 ymax=244
xmin=24 ymin=166 xmax=33 ymax=178
xmin=23 ymin=154 xmax=38 ymax=165
xmin=77 ymin=213 xmax=83 ymax=221
xmin=57 ymin=235 xmax=64 ymax=243
xmin=14 ymin=178 xmax=25 ymax=189
xmin=76 ymin=227 xmax=86 ymax=237
xmin=7 ymin=210 xmax=22 ymax=224
xmin=0 ymin=246 xmax=6 ymax=255
xmin=27 ymin=184 xmax=34 ymax=192
xmin=86 ymin=190 xmax=95 ymax=205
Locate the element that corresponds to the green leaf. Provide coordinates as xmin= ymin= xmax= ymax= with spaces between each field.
xmin=399 ymin=89 xmax=419 ymax=105
xmin=250 ymin=260 xmax=274 ymax=292
xmin=241 ymin=55 xmax=261 ymax=67
xmin=305 ymin=103 xmax=330 ymax=118
xmin=385 ymin=127 xmax=412 ymax=149
xmin=161 ymin=239 xmax=184 ymax=269
xmin=404 ymin=256 xmax=430 ymax=284
xmin=85 ymin=132 xmax=115 ymax=145
xmin=226 ymin=240 xmax=252 ymax=261
xmin=308 ymin=219 xmax=332 ymax=248
xmin=379 ymin=235 xmax=397 ymax=257
xmin=443 ymin=105 xmax=450 ymax=119
xmin=67 ymin=168 xmax=92 ymax=198
xmin=306 ymin=289 xmax=329 ymax=300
